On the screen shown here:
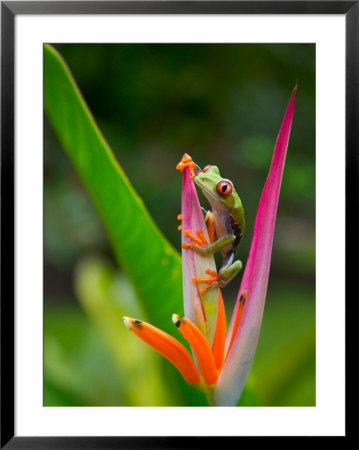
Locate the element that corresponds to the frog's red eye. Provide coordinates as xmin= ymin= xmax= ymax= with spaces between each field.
xmin=202 ymin=165 xmax=212 ymax=173
xmin=216 ymin=180 xmax=232 ymax=196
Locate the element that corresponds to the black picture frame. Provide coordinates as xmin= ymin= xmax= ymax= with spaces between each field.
xmin=1 ymin=1 xmax=355 ymax=447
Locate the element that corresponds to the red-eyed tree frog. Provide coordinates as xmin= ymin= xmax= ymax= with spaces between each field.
xmin=177 ymin=154 xmax=245 ymax=292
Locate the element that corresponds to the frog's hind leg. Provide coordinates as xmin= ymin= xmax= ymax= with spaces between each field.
xmin=218 ymin=260 xmax=242 ymax=286
xmin=218 ymin=251 xmax=242 ymax=286
xmin=192 ymin=253 xmax=242 ymax=294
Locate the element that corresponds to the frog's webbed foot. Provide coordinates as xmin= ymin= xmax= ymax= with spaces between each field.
xmin=176 ymin=153 xmax=200 ymax=179
xmin=192 ymin=260 xmax=243 ymax=294
xmin=181 ymin=208 xmax=214 ymax=243
xmin=181 ymin=229 xmax=209 ymax=250
xmin=192 ymin=269 xmax=220 ymax=294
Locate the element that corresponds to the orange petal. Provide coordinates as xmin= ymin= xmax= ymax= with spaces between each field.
xmin=123 ymin=317 xmax=200 ymax=385
xmin=172 ymin=314 xmax=218 ymax=386
xmin=225 ymin=289 xmax=247 ymax=360
xmin=211 ymin=290 xmax=226 ymax=370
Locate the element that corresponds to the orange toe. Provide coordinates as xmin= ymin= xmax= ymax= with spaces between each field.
xmin=176 ymin=153 xmax=195 ymax=173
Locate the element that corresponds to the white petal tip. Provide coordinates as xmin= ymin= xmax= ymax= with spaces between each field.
xmin=122 ymin=316 xmax=133 ymax=330
xmin=172 ymin=314 xmax=181 ymax=326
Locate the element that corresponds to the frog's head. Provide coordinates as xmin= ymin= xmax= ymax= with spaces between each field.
xmin=194 ymin=165 xmax=237 ymax=209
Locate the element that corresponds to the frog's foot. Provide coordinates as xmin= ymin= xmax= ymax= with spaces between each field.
xmin=192 ymin=269 xmax=220 ymax=294
xmin=177 ymin=214 xmax=182 ymax=231
xmin=176 ymin=154 xmax=200 ymax=179
xmin=176 ymin=154 xmax=196 ymax=178
xmin=182 ymin=229 xmax=209 ymax=249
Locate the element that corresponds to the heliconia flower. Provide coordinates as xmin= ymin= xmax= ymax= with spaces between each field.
xmin=123 ymin=85 xmax=297 ymax=406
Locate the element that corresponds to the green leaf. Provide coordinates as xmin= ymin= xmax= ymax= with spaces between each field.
xmin=44 ymin=44 xmax=183 ymax=336
xmin=44 ymin=305 xmax=124 ymax=406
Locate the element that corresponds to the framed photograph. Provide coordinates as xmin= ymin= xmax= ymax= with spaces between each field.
xmin=1 ymin=1 xmax=354 ymax=446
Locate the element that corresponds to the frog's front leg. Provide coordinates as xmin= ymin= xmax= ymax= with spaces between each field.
xmin=182 ymin=232 xmax=235 ymax=254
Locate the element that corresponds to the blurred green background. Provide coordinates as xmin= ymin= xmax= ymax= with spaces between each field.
xmin=44 ymin=44 xmax=315 ymax=406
